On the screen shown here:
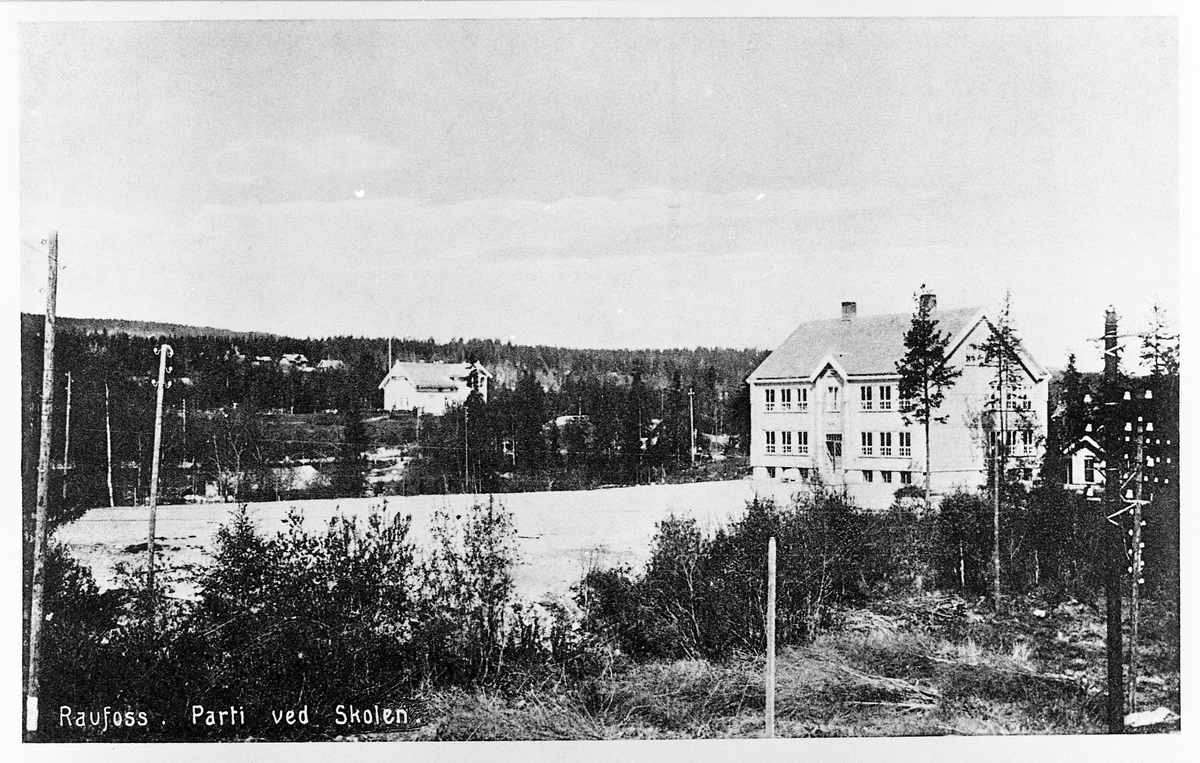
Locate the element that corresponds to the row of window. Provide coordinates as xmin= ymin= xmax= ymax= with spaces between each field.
xmin=987 ymin=429 xmax=1037 ymax=456
xmin=762 ymin=466 xmax=914 ymax=485
xmin=862 ymin=470 xmax=913 ymax=485
xmin=763 ymin=387 xmax=810 ymax=412
xmin=763 ymin=385 xmax=896 ymax=412
xmin=859 ymin=385 xmax=893 ymax=411
xmin=764 ymin=430 xmax=810 ymax=455
xmin=763 ymin=430 xmax=912 ymax=458
xmin=859 ymin=431 xmax=912 ymax=457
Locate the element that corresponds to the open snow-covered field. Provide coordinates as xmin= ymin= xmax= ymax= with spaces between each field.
xmin=55 ymin=480 xmax=802 ymax=602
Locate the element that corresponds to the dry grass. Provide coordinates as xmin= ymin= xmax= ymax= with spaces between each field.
xmin=341 ymin=591 xmax=1178 ymax=741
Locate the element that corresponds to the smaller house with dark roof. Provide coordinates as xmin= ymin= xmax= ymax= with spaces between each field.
xmin=1063 ymin=435 xmax=1105 ymax=497
xmin=747 ymin=295 xmax=1048 ymax=509
xmin=379 ymin=361 xmax=492 ymax=415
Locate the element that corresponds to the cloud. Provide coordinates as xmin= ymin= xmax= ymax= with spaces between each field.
xmin=207 ymin=135 xmax=409 ymax=187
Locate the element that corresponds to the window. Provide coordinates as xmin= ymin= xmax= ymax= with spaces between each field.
xmin=860 ymin=386 xmax=873 ymax=411
xmin=900 ymin=471 xmax=913 ymax=485
xmin=1020 ymin=430 xmax=1034 ymax=456
xmin=766 ymin=467 xmax=776 ymax=479
xmin=1023 ymin=467 xmax=1033 ymax=481
xmin=881 ymin=470 xmax=893 ymax=484
xmin=797 ymin=387 xmax=809 ymax=412
xmin=879 ymin=385 xmax=893 ymax=411
xmin=861 ymin=431 xmax=874 ymax=456
xmin=862 ymin=470 xmax=874 ymax=483
xmin=1084 ymin=457 xmax=1095 ymax=483
xmin=797 ymin=431 xmax=809 ymax=455
xmin=898 ymin=431 xmax=912 ymax=457
xmin=780 ymin=388 xmax=792 ymax=411
xmin=826 ymin=434 xmax=842 ymax=459
xmin=765 ymin=431 xmax=776 ymax=454
xmin=764 ymin=388 xmax=776 ymax=412
xmin=799 ymin=468 xmax=810 ymax=480
xmin=879 ymin=431 xmax=893 ymax=457
xmin=827 ymin=386 xmax=840 ymax=411
xmin=781 ymin=431 xmax=793 ymax=454
xmin=1003 ymin=431 xmax=1020 ymax=452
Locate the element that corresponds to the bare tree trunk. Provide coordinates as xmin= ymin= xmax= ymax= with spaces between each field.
xmin=105 ymin=381 xmax=115 ymax=507
xmin=924 ymin=416 xmax=932 ymax=514
xmin=993 ymin=433 xmax=1002 ymax=611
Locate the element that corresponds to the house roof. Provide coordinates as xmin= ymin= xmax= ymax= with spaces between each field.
xmin=749 ymin=306 xmax=992 ymax=381
xmin=1064 ymin=435 xmax=1104 ymax=457
xmin=378 ymin=361 xmax=491 ymax=392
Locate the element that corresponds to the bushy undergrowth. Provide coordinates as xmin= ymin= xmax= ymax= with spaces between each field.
xmin=34 ymin=480 xmax=1177 ymax=740
xmin=36 ymin=499 xmax=591 ymax=740
xmin=577 ymin=488 xmax=883 ymax=661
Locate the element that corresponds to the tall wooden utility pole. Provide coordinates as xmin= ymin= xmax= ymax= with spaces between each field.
xmin=991 ymin=343 xmax=1007 ymax=613
xmin=146 ymin=343 xmax=173 ymax=620
xmin=765 ymin=536 xmax=777 ymax=738
xmin=1101 ymin=307 xmax=1124 ymax=734
xmin=1127 ymin=415 xmax=1147 ymax=712
xmin=26 ymin=231 xmax=59 ymax=736
xmin=105 ymin=381 xmax=115 ymax=507
xmin=688 ymin=387 xmax=696 ymax=465
xmin=62 ymin=371 xmax=72 ymax=500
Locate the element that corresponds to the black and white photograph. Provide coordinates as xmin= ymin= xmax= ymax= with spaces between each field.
xmin=9 ymin=1 xmax=1187 ymax=757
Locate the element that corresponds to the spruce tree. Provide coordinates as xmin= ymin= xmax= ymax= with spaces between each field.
xmin=895 ymin=291 xmax=963 ymax=515
xmin=974 ymin=292 xmax=1036 ymax=610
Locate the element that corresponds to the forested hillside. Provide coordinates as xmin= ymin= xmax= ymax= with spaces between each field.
xmin=20 ymin=313 xmax=766 ymax=512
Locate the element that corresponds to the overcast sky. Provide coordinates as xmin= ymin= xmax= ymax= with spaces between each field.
xmin=17 ymin=15 xmax=1178 ymax=372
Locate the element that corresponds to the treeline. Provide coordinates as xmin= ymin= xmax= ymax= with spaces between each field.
xmin=20 ymin=314 xmax=764 ymax=513
xmin=407 ymin=367 xmax=751 ymax=494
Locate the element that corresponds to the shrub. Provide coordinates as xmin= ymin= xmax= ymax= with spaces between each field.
xmin=578 ymin=490 xmax=873 ymax=662
xmin=862 ymin=497 xmax=935 ymax=594
xmin=418 ymin=498 xmax=521 ymax=685
xmin=189 ymin=503 xmax=419 ymax=737
xmin=932 ymin=489 xmax=992 ymax=594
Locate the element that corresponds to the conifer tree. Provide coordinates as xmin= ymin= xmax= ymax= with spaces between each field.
xmin=1140 ymin=301 xmax=1179 ymax=377
xmin=895 ymin=290 xmax=963 ymax=515
xmin=974 ymin=292 xmax=1036 ymax=610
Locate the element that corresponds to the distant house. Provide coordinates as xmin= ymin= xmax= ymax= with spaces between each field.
xmin=747 ymin=295 xmax=1049 ymax=509
xmin=379 ymin=361 xmax=492 ymax=415
xmin=1063 ymin=435 xmax=1105 ymax=495
xmin=316 ymin=359 xmax=346 ymax=371
xmin=544 ymin=415 xmax=593 ymax=456
xmin=280 ymin=353 xmax=314 ymax=371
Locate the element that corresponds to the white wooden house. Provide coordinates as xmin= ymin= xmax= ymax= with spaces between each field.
xmin=379 ymin=361 xmax=491 ymax=415
xmin=747 ymin=296 xmax=1048 ymax=509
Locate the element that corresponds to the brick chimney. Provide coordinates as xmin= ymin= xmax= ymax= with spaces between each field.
xmin=841 ymin=301 xmax=857 ymax=321
xmin=919 ymin=292 xmax=937 ymax=314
